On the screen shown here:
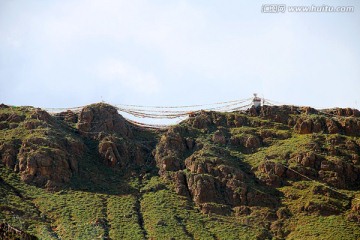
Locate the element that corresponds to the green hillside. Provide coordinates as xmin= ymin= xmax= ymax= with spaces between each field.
xmin=1 ymin=103 xmax=360 ymax=239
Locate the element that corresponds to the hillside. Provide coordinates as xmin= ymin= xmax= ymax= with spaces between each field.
xmin=1 ymin=103 xmax=360 ymax=240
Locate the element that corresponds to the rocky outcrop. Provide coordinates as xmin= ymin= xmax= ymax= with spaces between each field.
xmin=189 ymin=111 xmax=213 ymax=129
xmin=1 ymin=103 xmax=359 ymax=222
xmin=200 ymin=202 xmax=231 ymax=215
xmin=0 ymin=104 xmax=159 ymax=188
xmin=257 ymin=148 xmax=360 ymax=189
xmin=185 ymin=106 xmax=360 ymax=138
xmin=257 ymin=105 xmax=303 ymax=124
xmin=29 ymin=109 xmax=53 ymax=122
xmin=77 ymin=103 xmax=132 ymax=138
xmin=230 ymin=133 xmax=262 ymax=152
xmin=340 ymin=118 xmax=360 ymax=136
xmin=55 ymin=110 xmax=78 ymax=123
xmin=187 ymin=173 xmax=224 ymax=204
xmin=212 ymin=130 xmax=227 ymax=144
xmin=155 ymin=127 xmax=188 ymax=173
xmin=347 ymin=198 xmax=360 ymax=222
xmin=98 ymin=136 xmax=125 ymax=167
xmin=2 ymin=102 xmax=360 ymax=240
xmin=318 ymin=159 xmax=360 ymax=189
xmin=325 ymin=108 xmax=360 ymax=117
xmin=98 ymin=135 xmax=150 ymax=168
xmin=0 ymin=107 xmax=85 ymax=189
xmin=0 ymin=140 xmax=20 ymax=170
xmin=76 ymin=103 xmax=156 ymax=170
xmin=246 ymin=105 xmax=360 ymax=137
xmin=294 ymin=118 xmax=314 ymax=134
xmin=257 ymin=161 xmax=286 ymax=187
xmin=156 ymin=118 xmax=279 ymax=211
xmin=16 ymin=136 xmax=85 ymax=188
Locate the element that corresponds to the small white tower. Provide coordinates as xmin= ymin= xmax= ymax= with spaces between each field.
xmin=253 ymin=93 xmax=261 ymax=108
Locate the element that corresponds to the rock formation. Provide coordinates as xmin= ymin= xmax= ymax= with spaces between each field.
xmin=1 ymin=103 xmax=360 ymax=239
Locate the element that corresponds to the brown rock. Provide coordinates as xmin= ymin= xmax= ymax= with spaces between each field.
xmin=161 ymin=156 xmax=182 ymax=171
xmin=185 ymin=156 xmax=208 ymax=174
xmin=274 ymin=163 xmax=286 ymax=177
xmin=258 ymin=161 xmax=285 ymax=177
xmin=200 ymin=203 xmax=231 ymax=215
xmin=55 ymin=110 xmax=78 ymax=123
xmin=155 ymin=129 xmax=187 ymax=173
xmin=0 ymin=113 xmax=10 ymax=121
xmin=348 ymin=199 xmax=360 ymax=222
xmin=326 ymin=119 xmax=340 ymax=134
xmin=351 ymin=154 xmax=359 ymax=165
xmin=212 ymin=113 xmax=226 ymax=126
xmin=185 ymin=137 xmax=195 ymax=150
xmin=234 ymin=115 xmax=248 ymax=127
xmin=226 ymin=114 xmax=235 ymax=127
xmin=212 ymin=130 xmax=226 ymax=144
xmin=328 ymin=108 xmax=360 ymax=117
xmin=341 ymin=118 xmax=360 ymax=136
xmin=0 ymin=140 xmax=20 ymax=169
xmin=318 ymin=170 xmax=345 ymax=188
xmin=234 ymin=206 xmax=251 ymax=216
xmin=30 ymin=109 xmax=52 ymax=122
xmin=98 ymin=138 xmax=124 ymax=167
xmin=294 ymin=152 xmax=317 ymax=168
xmin=257 ymin=161 xmax=286 ymax=187
xmin=320 ymin=160 xmax=333 ymax=171
xmin=295 ymin=119 xmax=312 ymax=134
xmin=7 ymin=114 xmax=25 ymax=123
xmin=343 ymin=163 xmax=359 ymax=184
xmin=77 ymin=103 xmax=132 ymax=138
xmin=259 ymin=105 xmax=304 ymax=125
xmin=18 ymin=148 xmax=72 ymax=187
xmin=9 ymin=133 xmax=85 ymax=188
xmin=302 ymin=107 xmax=318 ymax=115
xmin=187 ymin=174 xmax=223 ymax=204
xmin=312 ymin=119 xmax=323 ymax=133
xmin=245 ymin=135 xmax=261 ymax=149
xmin=172 ymin=171 xmax=190 ymax=197
xmin=190 ymin=111 xmax=212 ymax=129
xmin=23 ymin=120 xmax=44 ymax=130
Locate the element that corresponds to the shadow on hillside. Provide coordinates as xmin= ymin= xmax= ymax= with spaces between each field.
xmin=68 ymin=136 xmax=159 ymax=195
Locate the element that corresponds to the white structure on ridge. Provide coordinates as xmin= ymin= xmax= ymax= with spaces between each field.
xmin=252 ymin=93 xmax=262 ymax=108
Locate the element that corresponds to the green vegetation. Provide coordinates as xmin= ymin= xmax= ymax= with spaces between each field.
xmin=1 ymin=105 xmax=360 ymax=239
xmin=0 ymin=165 xmax=261 ymax=240
xmin=286 ymin=215 xmax=360 ymax=240
xmin=140 ymin=177 xmax=259 ymax=240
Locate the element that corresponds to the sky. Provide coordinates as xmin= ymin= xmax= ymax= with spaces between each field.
xmin=0 ymin=0 xmax=359 ymax=114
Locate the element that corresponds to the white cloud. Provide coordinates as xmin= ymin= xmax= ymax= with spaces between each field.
xmin=0 ymin=0 xmax=359 ymax=109
xmin=4 ymin=34 xmax=22 ymax=48
xmin=97 ymin=59 xmax=161 ymax=94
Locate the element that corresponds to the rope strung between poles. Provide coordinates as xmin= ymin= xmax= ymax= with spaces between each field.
xmin=114 ymin=98 xmax=252 ymax=109
xmin=115 ymin=101 xmax=253 ymax=119
xmin=43 ymin=95 xmax=304 ymax=129
xmin=42 ymin=96 xmax=262 ymax=129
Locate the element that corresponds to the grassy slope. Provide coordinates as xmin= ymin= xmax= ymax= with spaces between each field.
xmin=0 ymin=166 xmax=260 ymax=240
xmin=3 ymin=166 xmax=358 ymax=240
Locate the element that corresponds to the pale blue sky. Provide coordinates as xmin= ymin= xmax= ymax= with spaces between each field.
xmin=1 ymin=0 xmax=359 ymax=111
